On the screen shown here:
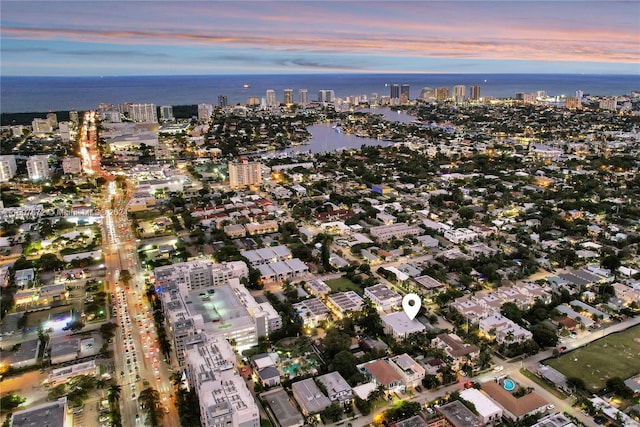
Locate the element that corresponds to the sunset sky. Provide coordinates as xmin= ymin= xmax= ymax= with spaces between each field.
xmin=1 ymin=1 xmax=639 ymax=76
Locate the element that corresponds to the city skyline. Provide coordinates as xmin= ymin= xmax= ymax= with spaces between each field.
xmin=1 ymin=1 xmax=639 ymax=76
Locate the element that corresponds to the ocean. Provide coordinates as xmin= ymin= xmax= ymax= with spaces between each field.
xmin=1 ymin=73 xmax=639 ymax=113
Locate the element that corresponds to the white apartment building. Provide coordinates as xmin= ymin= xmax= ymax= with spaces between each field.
xmin=478 ymin=314 xmax=533 ymax=344
xmin=444 ymin=228 xmax=478 ymax=244
xmin=129 ymin=103 xmax=157 ymax=123
xmin=26 ymin=155 xmax=50 ymax=181
xmin=369 ymin=223 xmax=423 ymax=242
xmin=185 ymin=337 xmax=260 ymax=427
xmin=32 ymin=118 xmax=52 ymax=134
xmin=197 ymin=103 xmax=215 ymax=122
xmin=228 ymin=160 xmax=262 ymax=189
xmin=293 ymin=298 xmax=331 ymax=328
xmin=59 ymin=122 xmax=71 ymax=142
xmin=381 ymin=312 xmax=426 ymax=339
xmin=62 ymin=156 xmax=82 ymax=174
xmin=154 ymin=260 xmax=248 ymax=291
xmin=364 ymin=284 xmax=402 ymax=312
xmin=0 ymin=155 xmax=17 ymax=182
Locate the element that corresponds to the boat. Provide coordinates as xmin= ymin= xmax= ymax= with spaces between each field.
xmin=243 ymin=84 xmax=251 ymax=89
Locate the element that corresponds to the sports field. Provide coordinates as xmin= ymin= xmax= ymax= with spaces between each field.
xmin=546 ymin=324 xmax=640 ymax=391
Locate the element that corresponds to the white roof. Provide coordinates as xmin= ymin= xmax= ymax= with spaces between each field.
xmin=460 ymin=388 xmax=503 ymax=418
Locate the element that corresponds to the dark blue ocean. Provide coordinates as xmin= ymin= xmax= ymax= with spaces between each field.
xmin=1 ymin=73 xmax=639 ymax=113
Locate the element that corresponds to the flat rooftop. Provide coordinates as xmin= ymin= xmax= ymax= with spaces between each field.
xmin=11 ymin=398 xmax=66 ymax=427
xmin=187 ymin=284 xmax=255 ymax=334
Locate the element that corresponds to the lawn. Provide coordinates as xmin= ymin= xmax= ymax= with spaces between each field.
xmin=325 ymin=277 xmax=362 ymax=293
xmin=546 ymin=324 xmax=640 ymax=392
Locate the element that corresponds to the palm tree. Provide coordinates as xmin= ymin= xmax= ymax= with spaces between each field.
xmin=139 ymin=387 xmax=164 ymax=426
xmin=108 ymin=384 xmax=121 ymax=406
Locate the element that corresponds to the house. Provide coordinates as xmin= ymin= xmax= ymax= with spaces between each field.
xmin=358 ymin=359 xmax=404 ymax=392
xmin=432 ymin=333 xmax=480 ymax=370
xmin=459 ymin=388 xmax=503 ymax=425
xmin=436 ymin=400 xmax=483 ymax=427
xmin=478 ymin=314 xmax=533 ymax=344
xmin=260 ymin=388 xmax=304 ymax=427
xmin=316 ymin=372 xmax=353 ymax=404
xmin=258 ymin=366 xmax=281 ymax=387
xmin=389 ymin=353 xmax=425 ymax=389
xmin=291 ymin=378 xmax=331 ymax=415
xmin=293 ymin=298 xmax=331 ymax=328
xmin=481 ymin=381 xmax=547 ymax=420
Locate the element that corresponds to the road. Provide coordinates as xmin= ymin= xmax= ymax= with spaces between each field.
xmin=80 ymin=110 xmax=178 ymax=427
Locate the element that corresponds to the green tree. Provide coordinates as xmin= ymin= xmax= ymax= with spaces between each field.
xmin=500 ymin=302 xmax=524 ymax=325
xmin=530 ymin=324 xmax=559 ymax=348
xmin=139 ymin=387 xmax=164 ymax=426
xmin=37 ymin=253 xmax=64 ymax=271
xmin=119 ymin=269 xmax=132 ymax=286
xmin=320 ymin=403 xmax=343 ymax=423
xmin=0 ymin=393 xmax=26 ymax=411
xmin=606 ymin=377 xmax=634 ymax=399
xmin=330 ymin=350 xmax=358 ymax=380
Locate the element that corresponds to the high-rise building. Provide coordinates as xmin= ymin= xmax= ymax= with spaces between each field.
xmin=197 ymin=103 xmax=214 ymax=122
xmin=0 ymin=155 xmax=17 ymax=182
xmin=185 ymin=337 xmax=260 ymax=427
xmin=599 ymin=98 xmax=617 ymax=111
xmin=565 ymin=97 xmax=581 ymax=109
xmin=46 ymin=112 xmax=58 ymax=129
xmin=228 ymin=159 xmax=262 ymax=189
xmin=26 ymin=155 xmax=50 ymax=181
xmin=265 ymin=90 xmax=277 ymax=107
xmin=160 ymin=105 xmax=174 ymax=121
xmin=298 ymin=89 xmax=308 ymax=105
xmin=470 ymin=85 xmax=481 ymax=101
xmin=435 ymin=87 xmax=450 ymax=101
xmin=401 ymin=84 xmax=410 ymax=100
xmin=130 ymin=103 xmax=158 ymax=123
xmin=575 ymin=90 xmax=584 ymax=100
xmin=419 ymin=87 xmax=435 ymax=102
xmin=32 ymin=118 xmax=52 ymax=134
xmin=218 ymin=95 xmax=228 ymax=108
xmin=453 ymin=85 xmax=466 ymax=102
xmin=317 ymin=90 xmax=335 ymax=103
xmin=59 ymin=122 xmax=71 ymax=142
xmin=69 ymin=110 xmax=79 ymax=126
xmin=390 ymin=84 xmax=400 ymax=102
xmin=283 ymin=89 xmax=294 ymax=105
xmin=247 ymin=97 xmax=260 ymax=107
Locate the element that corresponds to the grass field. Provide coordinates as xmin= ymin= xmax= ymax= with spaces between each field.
xmin=325 ymin=277 xmax=362 ymax=293
xmin=546 ymin=324 xmax=640 ymax=392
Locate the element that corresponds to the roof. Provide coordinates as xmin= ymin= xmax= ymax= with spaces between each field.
xmin=260 ymin=387 xmax=304 ymax=427
xmin=259 ymin=366 xmax=280 ymax=380
xmin=437 ymin=400 xmax=483 ymax=427
xmin=363 ymin=359 xmax=402 ymax=386
xmin=481 ymin=381 xmax=548 ymax=417
xmin=291 ymin=378 xmax=331 ymax=414
xmin=11 ymin=398 xmax=67 ymax=427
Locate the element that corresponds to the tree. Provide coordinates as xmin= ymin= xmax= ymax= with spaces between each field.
xmin=322 ymin=328 xmax=351 ymax=359
xmin=606 ymin=377 xmax=634 ymax=399
xmin=383 ymin=401 xmax=421 ymax=423
xmin=119 ymin=269 xmax=132 ymax=286
xmin=0 ymin=393 xmax=26 ymax=411
xmin=530 ymin=324 xmax=559 ymax=348
xmin=139 ymin=387 xmax=164 ymax=426
xmin=330 ymin=350 xmax=358 ymax=380
xmin=320 ymin=403 xmax=343 ymax=423
xmin=500 ymin=302 xmax=524 ymax=325
xmin=601 ymin=254 xmax=621 ymax=272
xmin=37 ymin=253 xmax=64 ymax=271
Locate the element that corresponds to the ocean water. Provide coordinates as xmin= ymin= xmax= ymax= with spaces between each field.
xmin=1 ymin=73 xmax=638 ymax=113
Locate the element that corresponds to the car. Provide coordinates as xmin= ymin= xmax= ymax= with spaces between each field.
xmin=493 ymin=365 xmax=504 ymax=372
xmin=547 ymin=404 xmax=555 ymax=410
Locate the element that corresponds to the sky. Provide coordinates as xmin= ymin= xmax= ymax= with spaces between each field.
xmin=1 ymin=1 xmax=639 ymax=76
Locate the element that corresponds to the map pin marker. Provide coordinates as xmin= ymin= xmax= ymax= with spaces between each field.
xmin=402 ymin=293 xmax=421 ymax=320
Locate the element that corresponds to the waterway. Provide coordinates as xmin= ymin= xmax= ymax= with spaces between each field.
xmin=272 ymin=108 xmax=416 ymax=157
xmin=357 ymin=107 xmax=417 ymax=124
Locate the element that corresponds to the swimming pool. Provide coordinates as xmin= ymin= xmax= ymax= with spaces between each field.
xmin=503 ymin=378 xmax=515 ymax=391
